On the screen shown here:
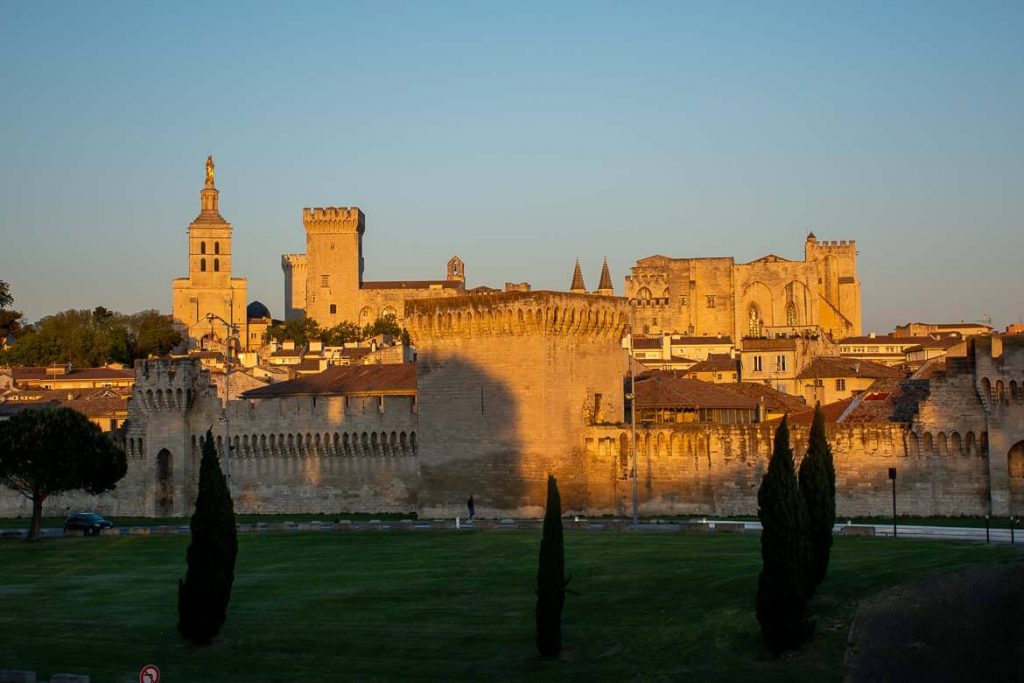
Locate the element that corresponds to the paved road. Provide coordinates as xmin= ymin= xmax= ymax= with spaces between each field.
xmin=3 ymin=519 xmax=1021 ymax=544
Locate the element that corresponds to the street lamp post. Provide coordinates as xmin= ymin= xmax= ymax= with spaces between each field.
xmin=205 ymin=309 xmax=238 ymax=491
xmin=628 ymin=302 xmax=639 ymax=530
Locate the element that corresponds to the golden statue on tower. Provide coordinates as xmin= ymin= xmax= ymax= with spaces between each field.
xmin=205 ymin=155 xmax=215 ymax=185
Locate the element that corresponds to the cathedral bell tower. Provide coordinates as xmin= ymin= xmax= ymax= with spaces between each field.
xmin=171 ymin=157 xmax=249 ymax=350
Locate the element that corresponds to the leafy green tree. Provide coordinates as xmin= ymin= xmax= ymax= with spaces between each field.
xmin=0 ymin=407 xmax=127 ymax=541
xmin=321 ymin=321 xmax=362 ymax=346
xmin=0 ymin=307 xmax=181 ymax=367
xmin=361 ymin=313 xmax=402 ymax=340
xmin=536 ymin=475 xmax=568 ymax=657
xmin=262 ymin=318 xmax=322 ymax=347
xmin=756 ymin=416 xmax=811 ymax=654
xmin=0 ymin=280 xmax=12 ymax=310
xmin=799 ymin=404 xmax=837 ymax=593
xmin=178 ymin=429 xmax=238 ymax=645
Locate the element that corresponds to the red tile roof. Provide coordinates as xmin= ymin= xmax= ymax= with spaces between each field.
xmin=839 ymin=379 xmax=930 ymax=424
xmin=241 ymin=364 xmax=417 ymax=398
xmin=631 ymin=337 xmax=663 ymax=350
xmin=670 ymin=336 xmax=733 ymax=346
xmin=796 ymin=357 xmax=905 ymax=380
xmin=723 ymin=382 xmax=806 ymax=411
xmin=687 ymin=353 xmax=737 ymax=374
xmin=742 ymin=338 xmax=797 ymax=351
xmin=635 ymin=375 xmax=758 ymax=410
xmin=362 ymin=280 xmax=461 ymax=290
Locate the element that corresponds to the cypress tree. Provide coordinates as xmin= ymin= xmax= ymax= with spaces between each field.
xmin=756 ymin=416 xmax=811 ymax=654
xmin=178 ymin=429 xmax=238 ymax=645
xmin=799 ymin=403 xmax=837 ymax=593
xmin=536 ymin=475 xmax=566 ymax=657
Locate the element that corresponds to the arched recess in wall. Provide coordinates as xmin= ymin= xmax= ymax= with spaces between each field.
xmin=981 ymin=377 xmax=992 ymax=400
xmin=156 ymin=449 xmax=173 ymax=517
xmin=1008 ymin=441 xmax=1024 ymax=479
xmin=636 ymin=287 xmax=652 ymax=301
xmin=950 ymin=432 xmax=962 ymax=455
xmin=824 ymin=254 xmax=839 ymax=305
xmin=922 ymin=432 xmax=933 ymax=454
xmin=783 ymin=280 xmax=812 ymax=326
xmin=359 ymin=307 xmax=372 ymax=325
xmin=966 ymin=431 xmax=976 ymax=456
xmin=741 ymin=281 xmax=774 ymax=336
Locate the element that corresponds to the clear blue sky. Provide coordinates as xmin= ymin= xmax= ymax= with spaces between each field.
xmin=1 ymin=1 xmax=1021 ymax=332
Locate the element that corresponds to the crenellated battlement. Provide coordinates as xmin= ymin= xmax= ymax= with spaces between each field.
xmin=131 ymin=358 xmax=212 ymax=414
xmin=281 ymin=253 xmax=307 ymax=269
xmin=405 ymin=290 xmax=630 ymax=340
xmin=809 ymin=239 xmax=857 ymax=251
xmin=302 ymin=207 xmax=365 ymax=234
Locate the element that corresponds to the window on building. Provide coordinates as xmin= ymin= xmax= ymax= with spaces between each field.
xmin=776 ymin=355 xmax=787 ymax=372
xmin=330 ymin=304 xmax=337 ymax=315
xmin=213 ymin=258 xmax=220 ymax=272
xmin=680 ymin=295 xmax=688 ymax=307
xmin=321 ymin=274 xmax=329 ymax=288
xmin=652 ymin=318 xmax=658 ymax=326
xmin=200 ymin=258 xmax=206 ymax=272
xmin=200 ymin=242 xmax=206 ymax=255
xmin=214 ymin=241 xmax=220 ymax=255
xmin=706 ymin=295 xmax=716 ymax=308
xmin=836 ymin=378 xmax=846 ymax=391
xmin=786 ymin=302 xmax=797 ymax=326
xmin=753 ymin=355 xmax=763 ymax=372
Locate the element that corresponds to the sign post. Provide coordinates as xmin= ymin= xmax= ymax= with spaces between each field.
xmin=888 ymin=467 xmax=897 ymax=538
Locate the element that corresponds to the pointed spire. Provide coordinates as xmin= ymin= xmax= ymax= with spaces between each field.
xmin=570 ymin=259 xmax=586 ymax=293
xmin=597 ymin=257 xmax=613 ymax=295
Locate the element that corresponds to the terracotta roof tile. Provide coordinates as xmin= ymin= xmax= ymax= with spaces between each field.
xmin=687 ymin=354 xmax=738 ymax=374
xmin=635 ymin=375 xmax=758 ymax=410
xmin=241 ymin=364 xmax=416 ymax=398
xmin=796 ymin=357 xmax=905 ymax=380
xmin=723 ymin=382 xmax=806 ymax=411
xmin=838 ymin=379 xmax=930 ymax=424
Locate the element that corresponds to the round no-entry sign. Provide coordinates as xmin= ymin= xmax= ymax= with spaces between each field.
xmin=140 ymin=664 xmax=160 ymax=683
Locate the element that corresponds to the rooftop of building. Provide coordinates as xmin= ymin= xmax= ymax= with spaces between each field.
xmin=240 ymin=363 xmax=417 ymax=399
xmin=741 ymin=338 xmax=797 ymax=351
xmin=722 ymin=382 xmax=807 ymax=412
xmin=635 ymin=375 xmax=758 ymax=410
xmin=362 ymin=280 xmax=462 ymax=290
xmin=796 ymin=357 xmax=905 ymax=380
xmin=687 ymin=354 xmax=738 ymax=373
xmin=838 ymin=335 xmax=933 ymax=346
xmin=4 ymin=365 xmax=136 ymax=382
xmin=838 ymin=379 xmax=931 ymax=424
xmin=670 ymin=335 xmax=733 ymax=346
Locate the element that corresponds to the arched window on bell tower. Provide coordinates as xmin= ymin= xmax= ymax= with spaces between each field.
xmin=214 ymin=241 xmax=220 ymax=255
xmin=200 ymin=242 xmax=206 ymax=255
xmin=214 ymin=258 xmax=220 ymax=272
xmin=200 ymin=258 xmax=207 ymax=272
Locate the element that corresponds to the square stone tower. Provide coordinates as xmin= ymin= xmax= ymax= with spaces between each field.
xmin=303 ymin=207 xmax=365 ymax=325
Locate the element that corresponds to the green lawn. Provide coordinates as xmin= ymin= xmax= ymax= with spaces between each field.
xmin=0 ymin=532 xmax=1020 ymax=682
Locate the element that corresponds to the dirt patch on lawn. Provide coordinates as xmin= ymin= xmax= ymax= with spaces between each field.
xmin=844 ymin=563 xmax=1024 ymax=682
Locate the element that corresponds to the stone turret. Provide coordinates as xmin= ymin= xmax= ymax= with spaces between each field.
xmin=596 ymin=258 xmax=614 ymax=297
xmin=570 ymin=259 xmax=586 ymax=293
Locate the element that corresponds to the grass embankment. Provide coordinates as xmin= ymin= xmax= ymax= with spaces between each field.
xmin=1 ymin=532 xmax=1020 ymax=681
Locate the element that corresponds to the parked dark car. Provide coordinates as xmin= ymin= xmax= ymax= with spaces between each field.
xmin=64 ymin=512 xmax=114 ymax=536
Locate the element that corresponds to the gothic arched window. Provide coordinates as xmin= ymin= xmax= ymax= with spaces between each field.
xmin=200 ymin=258 xmax=206 ymax=272
xmin=213 ymin=258 xmax=220 ymax=272
xmin=200 ymin=242 xmax=206 ymax=255
xmin=786 ymin=302 xmax=797 ymax=326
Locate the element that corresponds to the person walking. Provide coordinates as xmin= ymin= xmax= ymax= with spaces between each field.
xmin=467 ymin=495 xmax=476 ymax=520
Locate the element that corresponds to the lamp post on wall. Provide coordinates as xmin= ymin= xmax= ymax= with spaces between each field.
xmin=888 ymin=467 xmax=897 ymax=538
xmin=627 ymin=301 xmax=639 ymax=530
xmin=206 ymin=309 xmax=238 ymax=492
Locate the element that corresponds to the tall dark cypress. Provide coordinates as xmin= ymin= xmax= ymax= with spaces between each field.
xmin=799 ymin=404 xmax=837 ymax=592
xmin=178 ymin=429 xmax=238 ymax=645
xmin=756 ymin=416 xmax=811 ymax=654
xmin=535 ymin=475 xmax=566 ymax=657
